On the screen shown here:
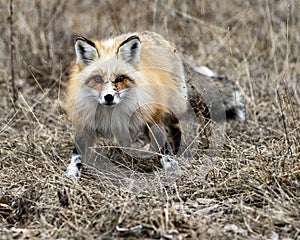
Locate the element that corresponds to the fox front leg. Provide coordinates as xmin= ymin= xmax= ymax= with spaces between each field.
xmin=148 ymin=114 xmax=182 ymax=173
xmin=65 ymin=130 xmax=95 ymax=179
xmin=65 ymin=146 xmax=83 ymax=179
xmin=159 ymin=113 xmax=183 ymax=173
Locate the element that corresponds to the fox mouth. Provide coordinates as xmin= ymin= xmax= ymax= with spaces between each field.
xmin=101 ymin=102 xmax=117 ymax=108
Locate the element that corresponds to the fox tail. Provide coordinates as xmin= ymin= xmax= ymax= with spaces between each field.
xmin=186 ymin=65 xmax=245 ymax=122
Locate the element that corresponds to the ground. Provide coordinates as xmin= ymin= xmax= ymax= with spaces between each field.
xmin=0 ymin=0 xmax=299 ymax=239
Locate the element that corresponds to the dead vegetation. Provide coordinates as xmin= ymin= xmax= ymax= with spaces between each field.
xmin=0 ymin=0 xmax=299 ymax=239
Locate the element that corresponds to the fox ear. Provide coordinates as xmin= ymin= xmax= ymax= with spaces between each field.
xmin=117 ymin=36 xmax=141 ymax=64
xmin=75 ymin=36 xmax=99 ymax=67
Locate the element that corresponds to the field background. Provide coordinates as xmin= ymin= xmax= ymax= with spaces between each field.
xmin=0 ymin=0 xmax=299 ymax=239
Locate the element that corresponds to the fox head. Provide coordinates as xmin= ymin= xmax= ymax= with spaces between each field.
xmin=74 ymin=35 xmax=141 ymax=107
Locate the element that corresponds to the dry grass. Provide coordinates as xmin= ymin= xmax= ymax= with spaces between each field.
xmin=0 ymin=0 xmax=300 ymax=239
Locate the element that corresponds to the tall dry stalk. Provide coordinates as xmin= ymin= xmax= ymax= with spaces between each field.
xmin=8 ymin=0 xmax=18 ymax=107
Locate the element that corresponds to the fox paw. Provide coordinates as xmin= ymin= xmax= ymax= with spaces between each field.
xmin=65 ymin=154 xmax=82 ymax=180
xmin=160 ymin=155 xmax=179 ymax=173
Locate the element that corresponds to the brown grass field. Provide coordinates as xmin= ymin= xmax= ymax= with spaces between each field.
xmin=0 ymin=0 xmax=300 ymax=239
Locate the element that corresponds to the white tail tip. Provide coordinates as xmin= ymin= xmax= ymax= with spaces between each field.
xmin=194 ymin=66 xmax=216 ymax=78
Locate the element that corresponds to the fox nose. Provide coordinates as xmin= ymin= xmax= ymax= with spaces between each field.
xmin=104 ymin=94 xmax=114 ymax=103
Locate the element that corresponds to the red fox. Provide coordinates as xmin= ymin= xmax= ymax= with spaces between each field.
xmin=65 ymin=31 xmax=245 ymax=178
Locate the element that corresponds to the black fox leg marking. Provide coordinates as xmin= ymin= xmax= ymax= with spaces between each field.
xmin=163 ymin=113 xmax=182 ymax=155
xmin=160 ymin=142 xmax=172 ymax=156
xmin=148 ymin=123 xmax=175 ymax=156
xmin=72 ymin=148 xmax=83 ymax=172
xmin=169 ymin=124 xmax=181 ymax=155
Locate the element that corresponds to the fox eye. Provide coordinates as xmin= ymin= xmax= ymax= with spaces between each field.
xmin=94 ymin=75 xmax=103 ymax=83
xmin=115 ymin=75 xmax=125 ymax=83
